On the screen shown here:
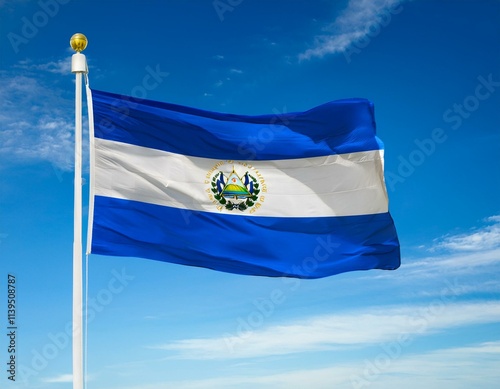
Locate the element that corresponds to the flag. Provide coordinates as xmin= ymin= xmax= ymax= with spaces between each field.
xmin=87 ymin=89 xmax=400 ymax=279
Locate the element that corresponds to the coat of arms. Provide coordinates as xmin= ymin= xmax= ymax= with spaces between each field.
xmin=209 ymin=167 xmax=262 ymax=212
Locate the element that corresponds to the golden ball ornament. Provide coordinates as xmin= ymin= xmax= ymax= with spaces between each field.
xmin=70 ymin=33 xmax=88 ymax=52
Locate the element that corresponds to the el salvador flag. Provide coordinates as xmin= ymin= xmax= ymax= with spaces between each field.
xmin=87 ymin=89 xmax=400 ymax=279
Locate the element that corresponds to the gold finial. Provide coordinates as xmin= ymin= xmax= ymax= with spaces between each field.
xmin=70 ymin=33 xmax=88 ymax=53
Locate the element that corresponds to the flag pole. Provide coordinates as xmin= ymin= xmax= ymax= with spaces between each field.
xmin=70 ymin=33 xmax=88 ymax=389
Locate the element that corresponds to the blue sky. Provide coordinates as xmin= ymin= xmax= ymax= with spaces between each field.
xmin=1 ymin=0 xmax=500 ymax=388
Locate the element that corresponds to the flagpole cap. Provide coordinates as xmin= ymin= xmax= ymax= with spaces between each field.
xmin=70 ymin=33 xmax=88 ymax=53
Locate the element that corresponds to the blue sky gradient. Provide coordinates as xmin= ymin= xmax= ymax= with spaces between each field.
xmin=1 ymin=0 xmax=500 ymax=388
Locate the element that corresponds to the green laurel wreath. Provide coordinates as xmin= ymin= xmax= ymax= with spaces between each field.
xmin=211 ymin=172 xmax=260 ymax=211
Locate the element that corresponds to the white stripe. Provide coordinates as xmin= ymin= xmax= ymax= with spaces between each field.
xmin=94 ymin=138 xmax=388 ymax=217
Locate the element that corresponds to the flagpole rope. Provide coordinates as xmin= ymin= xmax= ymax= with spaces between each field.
xmin=85 ymin=79 xmax=95 ymax=256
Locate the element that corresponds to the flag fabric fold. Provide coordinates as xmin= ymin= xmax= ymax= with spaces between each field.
xmin=88 ymin=89 xmax=400 ymax=278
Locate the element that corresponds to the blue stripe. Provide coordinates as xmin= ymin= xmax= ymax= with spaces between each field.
xmin=91 ymin=196 xmax=400 ymax=279
xmin=92 ymin=89 xmax=383 ymax=161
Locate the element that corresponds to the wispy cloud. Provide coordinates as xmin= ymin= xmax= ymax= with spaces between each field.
xmin=152 ymin=301 xmax=500 ymax=360
xmin=299 ymin=0 xmax=406 ymax=60
xmin=107 ymin=341 xmax=500 ymax=389
xmin=400 ymin=247 xmax=500 ymax=280
xmin=379 ymin=216 xmax=500 ymax=282
xmin=0 ymin=62 xmax=79 ymax=171
xmin=356 ymin=341 xmax=500 ymax=389
xmin=15 ymin=58 xmax=71 ymax=74
xmin=42 ymin=373 xmax=73 ymax=383
xmin=205 ymin=66 xmax=244 ymax=99
xmin=42 ymin=372 xmax=96 ymax=385
xmin=93 ymin=216 xmax=500 ymax=389
xmin=431 ymin=216 xmax=500 ymax=252
xmin=152 ymin=216 xmax=500 ymax=362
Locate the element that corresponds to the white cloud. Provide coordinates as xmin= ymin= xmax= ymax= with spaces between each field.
xmin=103 ymin=341 xmax=500 ymax=389
xmin=152 ymin=301 xmax=500 ymax=360
xmin=81 ymin=217 xmax=500 ymax=389
xmin=431 ymin=217 xmax=500 ymax=252
xmin=374 ymin=217 xmax=500 ymax=284
xmin=16 ymin=58 xmax=71 ymax=74
xmin=299 ymin=0 xmax=406 ymax=60
xmin=42 ymin=373 xmax=73 ymax=383
xmin=358 ymin=341 xmax=500 ymax=389
xmin=400 ymin=247 xmax=500 ymax=278
xmin=0 ymin=70 xmax=79 ymax=171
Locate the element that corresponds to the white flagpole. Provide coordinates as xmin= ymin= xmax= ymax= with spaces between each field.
xmin=70 ymin=33 xmax=88 ymax=389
